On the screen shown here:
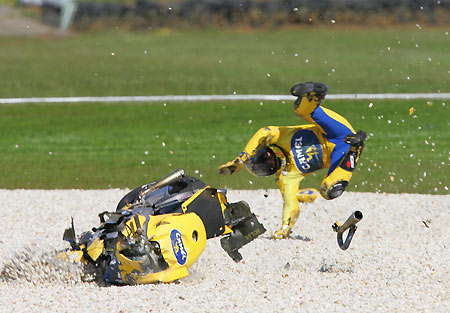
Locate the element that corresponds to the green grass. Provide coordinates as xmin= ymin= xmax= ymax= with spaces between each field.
xmin=0 ymin=29 xmax=448 ymax=193
xmin=0 ymin=29 xmax=448 ymax=97
xmin=0 ymin=99 xmax=448 ymax=194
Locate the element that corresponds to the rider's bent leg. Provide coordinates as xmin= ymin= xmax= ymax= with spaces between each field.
xmin=295 ymin=99 xmax=356 ymax=139
xmin=291 ymin=81 xmax=355 ymax=140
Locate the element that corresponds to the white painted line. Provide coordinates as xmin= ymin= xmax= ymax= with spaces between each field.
xmin=327 ymin=93 xmax=450 ymax=100
xmin=0 ymin=93 xmax=449 ymax=104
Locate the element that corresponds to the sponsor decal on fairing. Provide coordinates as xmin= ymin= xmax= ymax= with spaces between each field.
xmin=170 ymin=229 xmax=188 ymax=265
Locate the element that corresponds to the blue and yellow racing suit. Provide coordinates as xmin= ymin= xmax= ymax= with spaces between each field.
xmin=221 ymin=96 xmax=364 ymax=233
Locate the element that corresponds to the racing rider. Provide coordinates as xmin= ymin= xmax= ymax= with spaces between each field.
xmin=218 ymin=82 xmax=366 ymax=239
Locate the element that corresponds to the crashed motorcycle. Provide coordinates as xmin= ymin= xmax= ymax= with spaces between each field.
xmin=59 ymin=169 xmax=266 ymax=285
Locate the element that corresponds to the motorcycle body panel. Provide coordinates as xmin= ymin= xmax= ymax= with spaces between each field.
xmin=117 ymin=212 xmax=206 ymax=284
xmin=61 ymin=170 xmax=265 ymax=285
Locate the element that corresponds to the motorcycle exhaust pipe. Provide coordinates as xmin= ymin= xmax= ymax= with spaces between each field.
xmin=332 ymin=210 xmax=363 ymax=250
xmin=140 ymin=168 xmax=185 ymax=198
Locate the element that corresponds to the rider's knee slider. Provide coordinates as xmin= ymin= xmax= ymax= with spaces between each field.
xmin=320 ymin=165 xmax=353 ymax=200
xmin=323 ymin=181 xmax=348 ymax=200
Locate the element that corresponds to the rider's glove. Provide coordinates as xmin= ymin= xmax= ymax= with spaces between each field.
xmin=218 ymin=152 xmax=249 ymax=176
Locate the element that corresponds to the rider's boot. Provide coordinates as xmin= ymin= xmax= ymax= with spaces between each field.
xmin=344 ymin=130 xmax=367 ymax=148
xmin=290 ymin=82 xmax=329 ymax=119
xmin=272 ymin=224 xmax=292 ymax=240
xmin=290 ymin=82 xmax=329 ymax=108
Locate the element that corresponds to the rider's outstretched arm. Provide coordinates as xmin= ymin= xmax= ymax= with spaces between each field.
xmin=242 ymin=126 xmax=281 ymax=157
xmin=218 ymin=126 xmax=281 ymax=176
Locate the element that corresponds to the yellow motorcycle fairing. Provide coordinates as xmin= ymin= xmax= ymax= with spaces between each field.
xmin=86 ymin=237 xmax=104 ymax=262
xmin=117 ymin=212 xmax=207 ymax=284
xmin=60 ymin=170 xmax=267 ymax=285
xmin=57 ymin=248 xmax=84 ymax=263
xmin=57 ymin=241 xmax=101 ymax=264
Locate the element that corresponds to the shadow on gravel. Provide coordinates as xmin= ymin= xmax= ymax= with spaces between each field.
xmin=261 ymin=234 xmax=312 ymax=241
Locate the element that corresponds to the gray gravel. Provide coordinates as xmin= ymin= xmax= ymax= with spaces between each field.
xmin=0 ymin=189 xmax=449 ymax=313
